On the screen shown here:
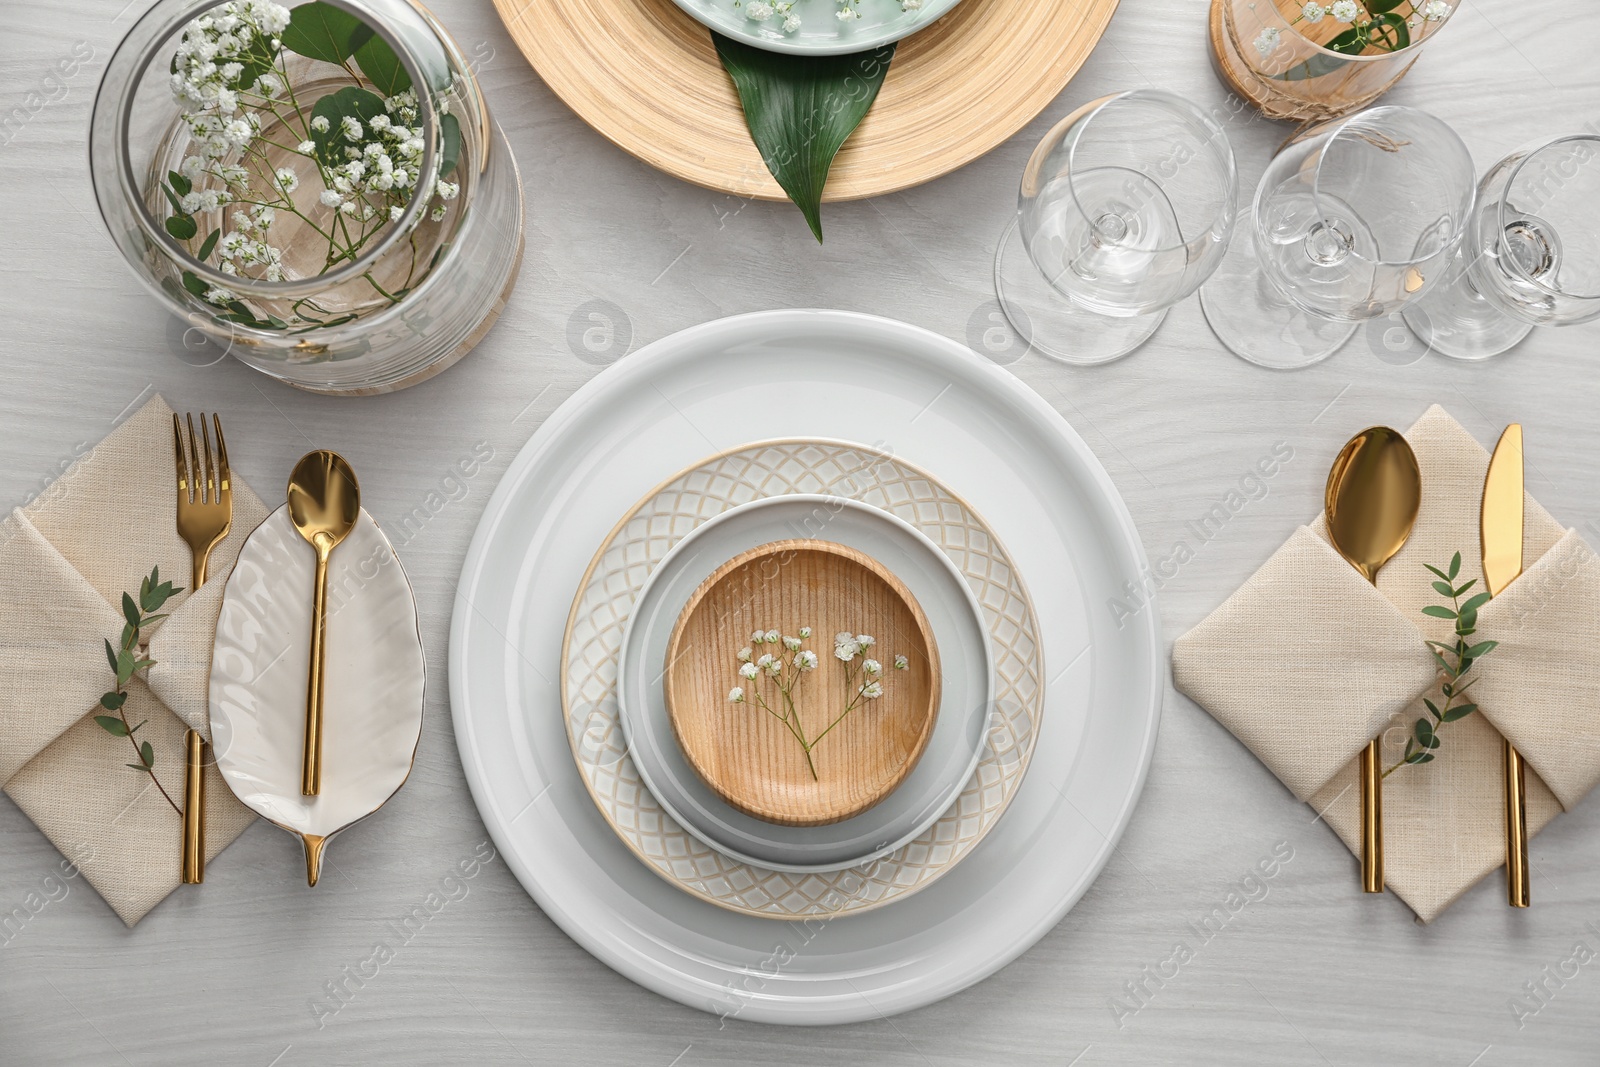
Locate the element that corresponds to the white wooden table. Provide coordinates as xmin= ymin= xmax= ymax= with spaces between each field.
xmin=3 ymin=0 xmax=1598 ymax=1062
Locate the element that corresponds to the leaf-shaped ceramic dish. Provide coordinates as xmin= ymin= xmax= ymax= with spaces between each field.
xmin=210 ymin=504 xmax=424 ymax=885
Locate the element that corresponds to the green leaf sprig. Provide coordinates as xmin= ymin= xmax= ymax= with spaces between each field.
xmin=94 ymin=568 xmax=184 ymax=815
xmin=1383 ymin=551 xmax=1496 ymax=777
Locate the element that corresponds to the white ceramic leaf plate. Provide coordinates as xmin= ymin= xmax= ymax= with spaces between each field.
xmin=674 ymin=0 xmax=963 ymax=55
xmin=570 ymin=442 xmax=1040 ymax=917
xmin=210 ymin=505 xmax=425 ymax=885
xmin=450 ymin=310 xmax=1161 ymax=1024
xmin=618 ymin=494 xmax=994 ymax=873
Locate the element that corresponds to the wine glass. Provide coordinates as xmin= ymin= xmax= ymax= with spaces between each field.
xmin=993 ymin=89 xmax=1237 ymax=365
xmin=1404 ymin=135 xmax=1600 ymax=360
xmin=1201 ymin=106 xmax=1476 ymax=369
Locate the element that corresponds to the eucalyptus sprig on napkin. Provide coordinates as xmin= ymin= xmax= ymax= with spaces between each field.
xmin=94 ymin=567 xmax=184 ymax=814
xmin=713 ymin=34 xmax=894 ymax=241
xmin=1384 ymin=552 xmax=1496 ymax=777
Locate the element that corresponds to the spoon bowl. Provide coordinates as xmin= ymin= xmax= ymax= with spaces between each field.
xmin=1324 ymin=428 xmax=1421 ymax=583
xmin=287 ymin=450 xmax=361 ymax=805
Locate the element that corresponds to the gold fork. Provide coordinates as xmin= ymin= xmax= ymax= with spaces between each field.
xmin=173 ymin=412 xmax=232 ymax=884
xmin=174 ymin=413 xmax=232 ymax=587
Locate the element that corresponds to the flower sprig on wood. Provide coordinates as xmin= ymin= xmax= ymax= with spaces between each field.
xmin=94 ymin=568 xmax=184 ymax=815
xmin=727 ymin=627 xmax=908 ymax=779
xmin=1383 ymin=552 xmax=1496 ymax=777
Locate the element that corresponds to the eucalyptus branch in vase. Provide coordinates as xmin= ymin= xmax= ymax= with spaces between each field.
xmin=1383 ymin=552 xmax=1496 ymax=777
xmin=94 ymin=568 xmax=184 ymax=815
xmin=1254 ymin=0 xmax=1453 ymax=63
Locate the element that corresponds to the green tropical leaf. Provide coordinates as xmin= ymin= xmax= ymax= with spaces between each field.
xmin=350 ymin=26 xmax=410 ymax=97
xmin=439 ymin=113 xmax=462 ymax=180
xmin=713 ymin=33 xmax=894 ymax=242
xmin=95 ymin=714 xmax=129 ymax=735
xmin=282 ymin=1 xmax=365 ymax=66
xmin=308 ymin=86 xmax=387 ymax=168
xmin=1368 ymin=12 xmax=1410 ymax=50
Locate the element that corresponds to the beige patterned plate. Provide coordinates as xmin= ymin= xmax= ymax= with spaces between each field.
xmin=562 ymin=439 xmax=1044 ymax=918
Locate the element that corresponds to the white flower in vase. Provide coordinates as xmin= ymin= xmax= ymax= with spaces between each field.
xmin=1253 ymin=26 xmax=1281 ymax=58
xmin=1301 ymin=2 xmax=1325 ymax=22
xmin=1421 ymin=0 xmax=1450 ymax=19
xmin=1330 ymin=0 xmax=1359 ymax=22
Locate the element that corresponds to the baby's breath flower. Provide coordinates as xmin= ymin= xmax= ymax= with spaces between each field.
xmin=764 ymin=629 xmax=780 ymax=644
xmin=1301 ymin=1 xmax=1325 ymax=20
xmin=739 ymin=662 xmax=759 ymax=680
xmin=794 ymin=650 xmax=818 ymax=671
xmin=860 ymin=681 xmax=883 ymax=700
xmin=319 ymin=189 xmax=343 ymax=208
xmin=756 ymin=653 xmax=774 ymax=668
xmin=737 ymin=647 xmax=752 ymax=663
xmin=893 ymin=654 xmax=909 ymax=671
xmin=310 ymin=115 xmax=330 ymax=133
xmin=1330 ymin=0 xmax=1358 ymax=22
xmin=273 ymin=167 xmax=298 ymax=193
xmin=1420 ymin=0 xmax=1449 ymax=19
xmin=296 ymin=139 xmax=316 ymax=153
xmin=862 ymin=658 xmax=882 ymax=679
xmin=783 ymin=13 xmax=801 ymax=30
xmin=1253 ymin=26 xmax=1281 ymax=58
xmin=728 ymin=686 xmax=745 ymax=704
xmin=783 ymin=635 xmax=801 ymax=651
xmin=798 ymin=626 xmax=812 ymax=639
xmin=745 ymin=0 xmax=774 ymax=20
xmin=834 ymin=641 xmax=856 ymax=662
xmin=855 ymin=634 xmax=874 ymax=649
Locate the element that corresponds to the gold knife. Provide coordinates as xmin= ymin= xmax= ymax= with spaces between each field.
xmin=1482 ymin=423 xmax=1529 ymax=908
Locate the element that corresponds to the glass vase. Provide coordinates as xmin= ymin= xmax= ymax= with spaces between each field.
xmin=1209 ymin=0 xmax=1459 ymax=122
xmin=90 ymin=0 xmax=524 ymax=395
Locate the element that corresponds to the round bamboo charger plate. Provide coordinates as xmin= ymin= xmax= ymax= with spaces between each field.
xmin=492 ymin=0 xmax=1120 ymax=201
xmin=665 ymin=539 xmax=940 ymax=826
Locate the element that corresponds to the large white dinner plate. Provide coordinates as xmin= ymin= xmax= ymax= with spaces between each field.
xmin=619 ymin=494 xmax=994 ymax=873
xmin=450 ymin=310 xmax=1161 ymax=1025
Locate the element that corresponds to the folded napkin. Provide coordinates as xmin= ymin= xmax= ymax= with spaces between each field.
xmin=0 ymin=396 xmax=268 ymax=925
xmin=1176 ymin=405 xmax=1597 ymax=922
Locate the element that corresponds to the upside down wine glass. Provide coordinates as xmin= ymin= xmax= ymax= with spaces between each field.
xmin=994 ymin=89 xmax=1238 ymax=365
xmin=1201 ymin=105 xmax=1476 ymax=369
xmin=1404 ymin=135 xmax=1600 ymax=359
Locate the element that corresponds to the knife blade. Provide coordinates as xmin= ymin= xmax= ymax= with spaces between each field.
xmin=1482 ymin=423 xmax=1528 ymax=908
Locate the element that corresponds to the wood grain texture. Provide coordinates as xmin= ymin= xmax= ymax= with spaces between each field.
xmin=491 ymin=0 xmax=1120 ymax=201
xmin=664 ymin=539 xmax=939 ymax=826
xmin=4 ymin=0 xmax=1600 ymax=1061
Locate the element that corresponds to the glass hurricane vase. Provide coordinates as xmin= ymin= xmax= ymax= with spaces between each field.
xmin=90 ymin=0 xmax=524 ymax=394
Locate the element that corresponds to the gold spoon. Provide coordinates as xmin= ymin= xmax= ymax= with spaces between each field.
xmin=287 ymin=450 xmax=361 ymax=799
xmin=1325 ymin=427 xmax=1421 ymax=894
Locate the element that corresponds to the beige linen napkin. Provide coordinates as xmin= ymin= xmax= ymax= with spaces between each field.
xmin=1 ymin=396 xmax=268 ymax=925
xmin=1176 ymin=405 xmax=1597 ymax=922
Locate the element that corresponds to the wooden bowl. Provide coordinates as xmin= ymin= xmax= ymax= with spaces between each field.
xmin=664 ymin=539 xmax=940 ymax=827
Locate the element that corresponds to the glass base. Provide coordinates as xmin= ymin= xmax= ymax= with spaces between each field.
xmin=1199 ymin=250 xmax=1358 ymax=369
xmin=993 ymin=219 xmax=1166 ymax=366
xmin=1402 ymin=275 xmax=1535 ymax=362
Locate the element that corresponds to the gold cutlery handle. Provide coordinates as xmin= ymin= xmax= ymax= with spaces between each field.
xmin=1505 ymin=740 xmax=1529 ymax=907
xmin=181 ymin=729 xmax=206 ymax=884
xmin=302 ymin=546 xmax=330 ymax=796
xmin=1360 ymin=739 xmax=1383 ymax=893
